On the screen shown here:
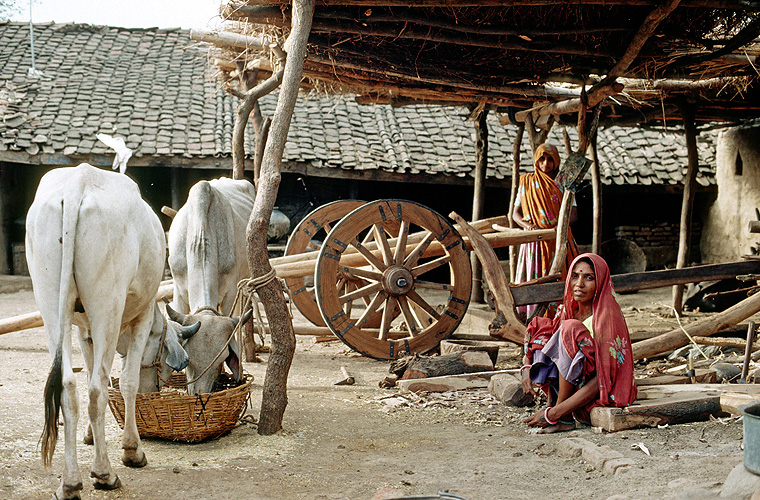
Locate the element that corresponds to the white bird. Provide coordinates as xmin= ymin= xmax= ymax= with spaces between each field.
xmin=96 ymin=133 xmax=133 ymax=174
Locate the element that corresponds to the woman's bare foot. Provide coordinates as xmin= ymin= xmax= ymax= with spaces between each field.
xmin=537 ymin=421 xmax=575 ymax=434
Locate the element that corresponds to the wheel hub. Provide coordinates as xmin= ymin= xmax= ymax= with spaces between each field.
xmin=382 ymin=266 xmax=414 ymax=296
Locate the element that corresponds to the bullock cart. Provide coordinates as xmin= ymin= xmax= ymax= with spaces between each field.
xmin=277 ymin=199 xmax=554 ymax=360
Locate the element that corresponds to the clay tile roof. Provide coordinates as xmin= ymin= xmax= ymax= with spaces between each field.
xmin=0 ymin=21 xmax=715 ymax=187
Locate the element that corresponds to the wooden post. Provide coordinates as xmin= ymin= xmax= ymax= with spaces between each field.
xmin=247 ymin=0 xmax=314 ymax=436
xmin=471 ymin=107 xmax=488 ymax=303
xmin=508 ymin=124 xmax=525 ymax=282
xmin=590 ymin=131 xmax=602 ymax=255
xmin=672 ymin=99 xmax=699 ymax=315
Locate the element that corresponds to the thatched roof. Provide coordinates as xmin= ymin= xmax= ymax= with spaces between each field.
xmin=199 ymin=0 xmax=759 ymax=127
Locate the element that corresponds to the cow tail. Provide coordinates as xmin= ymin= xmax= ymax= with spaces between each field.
xmin=41 ymin=176 xmax=84 ymax=468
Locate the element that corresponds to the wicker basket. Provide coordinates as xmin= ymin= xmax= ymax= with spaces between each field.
xmin=108 ymin=373 xmax=252 ymax=442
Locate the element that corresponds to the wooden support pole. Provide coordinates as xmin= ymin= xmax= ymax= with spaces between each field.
xmin=590 ymin=132 xmax=602 ymax=255
xmin=633 ymin=290 xmax=760 ymax=360
xmin=250 ymin=0 xmax=314 ymax=436
xmin=508 ymin=124 xmax=525 ymax=282
xmin=471 ymin=107 xmax=489 ymax=303
xmin=672 ymin=99 xmax=699 ymax=315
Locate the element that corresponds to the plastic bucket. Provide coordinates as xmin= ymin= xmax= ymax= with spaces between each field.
xmin=741 ymin=402 xmax=760 ymax=475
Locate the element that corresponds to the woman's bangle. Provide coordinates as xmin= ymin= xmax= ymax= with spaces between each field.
xmin=520 ymin=365 xmax=531 ymax=377
xmin=544 ymin=407 xmax=558 ymax=425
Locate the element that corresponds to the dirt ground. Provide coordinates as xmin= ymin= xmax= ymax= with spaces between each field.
xmin=0 ymin=277 xmax=752 ymax=500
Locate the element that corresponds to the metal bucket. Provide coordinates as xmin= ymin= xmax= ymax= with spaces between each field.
xmin=741 ymin=402 xmax=760 ymax=475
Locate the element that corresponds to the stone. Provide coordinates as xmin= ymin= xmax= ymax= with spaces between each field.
xmin=582 ymin=443 xmax=624 ymax=471
xmin=602 ymin=457 xmax=633 ymax=475
xmin=712 ymin=362 xmax=742 ymax=383
xmin=557 ymin=437 xmax=587 ymax=458
xmin=488 ymin=374 xmax=533 ymax=407
xmin=720 ymin=462 xmax=760 ymax=499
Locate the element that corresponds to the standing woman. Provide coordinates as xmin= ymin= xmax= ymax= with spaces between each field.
xmin=521 ymin=253 xmax=637 ymax=433
xmin=512 ymin=143 xmax=579 ymax=319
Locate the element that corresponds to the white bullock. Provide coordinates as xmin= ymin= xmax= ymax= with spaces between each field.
xmin=26 ymin=163 xmax=199 ymax=499
xmin=167 ymin=178 xmax=255 ymax=394
xmin=168 ymin=177 xmax=254 ymax=316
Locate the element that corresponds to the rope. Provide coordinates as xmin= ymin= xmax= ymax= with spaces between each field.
xmin=234 ymin=267 xmax=292 ymax=355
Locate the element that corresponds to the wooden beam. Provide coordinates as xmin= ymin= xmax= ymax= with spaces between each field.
xmin=514 ymin=83 xmax=623 ymax=122
xmin=190 ymin=28 xmax=268 ymax=51
xmin=471 ymin=107 xmax=489 ymax=304
xmin=633 ymin=290 xmax=760 ymax=360
xmin=510 ymin=261 xmax=760 ymax=306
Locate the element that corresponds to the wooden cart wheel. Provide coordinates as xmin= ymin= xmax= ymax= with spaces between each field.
xmin=315 ymin=200 xmax=472 ymax=359
xmin=284 ymin=200 xmax=367 ymax=327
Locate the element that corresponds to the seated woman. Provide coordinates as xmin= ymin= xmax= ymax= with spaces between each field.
xmin=521 ymin=253 xmax=637 ymax=433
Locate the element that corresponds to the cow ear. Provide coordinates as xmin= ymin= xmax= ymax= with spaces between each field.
xmin=164 ymin=327 xmax=190 ymax=372
xmin=226 ymin=337 xmax=241 ymax=382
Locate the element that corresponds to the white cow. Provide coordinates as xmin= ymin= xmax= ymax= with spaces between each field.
xmin=167 ymin=178 xmax=255 ymax=394
xmin=26 ymin=163 xmax=199 ymax=500
xmin=168 ymin=177 xmax=255 ymax=316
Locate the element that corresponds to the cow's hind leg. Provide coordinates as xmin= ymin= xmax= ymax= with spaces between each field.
xmin=77 ymin=327 xmax=95 ymax=446
xmin=86 ymin=316 xmax=122 ymax=490
xmin=57 ymin=353 xmax=84 ymax=500
xmin=118 ymin=310 xmax=152 ymax=468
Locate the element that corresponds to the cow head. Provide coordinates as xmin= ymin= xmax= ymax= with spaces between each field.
xmin=165 ymin=304 xmax=252 ymax=395
xmin=138 ymin=306 xmax=200 ymax=393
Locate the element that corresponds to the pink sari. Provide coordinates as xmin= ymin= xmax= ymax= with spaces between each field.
xmin=525 ymin=253 xmax=637 ymax=421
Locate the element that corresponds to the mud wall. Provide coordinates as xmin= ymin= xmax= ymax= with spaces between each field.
xmin=701 ymin=124 xmax=760 ymax=263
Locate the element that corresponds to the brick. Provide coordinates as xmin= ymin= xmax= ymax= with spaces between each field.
xmin=581 ymin=443 xmax=624 ymax=470
xmin=602 ymin=457 xmax=633 ymax=475
xmin=557 ymin=437 xmax=589 ymax=458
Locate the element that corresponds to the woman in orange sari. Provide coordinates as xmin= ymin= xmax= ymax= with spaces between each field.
xmin=512 ymin=143 xmax=579 ymax=319
xmin=521 ymin=253 xmax=637 ymax=433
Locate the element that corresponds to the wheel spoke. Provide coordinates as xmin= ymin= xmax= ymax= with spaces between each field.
xmin=341 ymin=266 xmax=383 ymax=282
xmin=406 ymin=289 xmax=441 ymax=321
xmin=306 ymin=241 xmax=321 ymax=252
xmin=339 ymin=281 xmax=383 ymax=304
xmin=414 ymin=280 xmax=453 ymax=291
xmin=411 ymin=255 xmax=451 ymax=277
xmin=379 ymin=296 xmax=397 ymax=341
xmin=335 ymin=277 xmax=347 ymax=295
xmin=373 ymin=223 xmax=394 ymax=266
xmin=397 ymin=296 xmax=420 ymax=336
xmin=351 ymin=238 xmax=387 ymax=271
xmin=393 ymin=220 xmax=410 ymax=265
xmin=323 ymin=221 xmax=333 ymax=234
xmin=356 ymin=291 xmax=387 ymax=328
xmin=403 ymin=230 xmax=435 ymax=268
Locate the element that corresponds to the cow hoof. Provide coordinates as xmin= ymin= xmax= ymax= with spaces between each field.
xmin=122 ymin=453 xmax=148 ymax=468
xmin=92 ymin=474 xmax=121 ymax=490
xmin=54 ymin=481 xmax=83 ymax=499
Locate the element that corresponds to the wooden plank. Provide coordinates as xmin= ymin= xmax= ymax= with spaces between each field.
xmin=398 ymin=369 xmax=519 ymax=393
xmin=721 ymin=391 xmax=760 ymax=416
xmin=511 ymin=261 xmax=760 ymax=306
xmin=590 ymin=393 xmax=722 ymax=432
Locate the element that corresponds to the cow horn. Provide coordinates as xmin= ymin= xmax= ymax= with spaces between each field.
xmin=165 ymin=303 xmax=190 ymax=325
xmin=231 ymin=308 xmax=254 ymax=327
xmin=178 ymin=321 xmax=201 ymax=340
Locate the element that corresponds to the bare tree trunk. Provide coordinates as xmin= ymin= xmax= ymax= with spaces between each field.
xmin=471 ymin=107 xmax=488 ymax=303
xmin=508 ymin=124 xmax=525 ymax=282
xmin=248 ymin=0 xmax=314 ymax=436
xmin=672 ymin=99 xmax=699 ymax=315
xmin=590 ymin=132 xmax=602 ymax=255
